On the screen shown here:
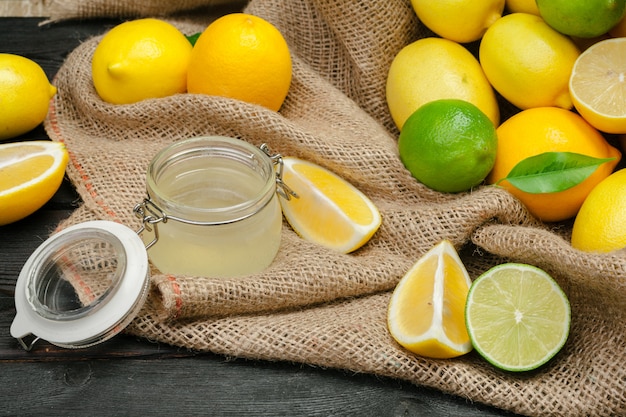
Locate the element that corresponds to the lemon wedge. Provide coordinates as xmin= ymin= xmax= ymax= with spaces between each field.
xmin=387 ymin=240 xmax=473 ymax=359
xmin=279 ymin=157 xmax=381 ymax=253
xmin=0 ymin=140 xmax=69 ymax=225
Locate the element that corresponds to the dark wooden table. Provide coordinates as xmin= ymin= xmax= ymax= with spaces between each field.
xmin=0 ymin=17 xmax=521 ymax=416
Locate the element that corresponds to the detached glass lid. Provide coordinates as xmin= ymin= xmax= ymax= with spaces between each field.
xmin=11 ymin=220 xmax=150 ymax=350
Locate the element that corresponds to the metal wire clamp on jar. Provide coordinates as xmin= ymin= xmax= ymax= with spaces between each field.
xmin=133 ymin=136 xmax=296 ymax=278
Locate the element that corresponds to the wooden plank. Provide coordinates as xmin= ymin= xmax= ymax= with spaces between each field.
xmin=0 ymin=357 xmax=517 ymax=416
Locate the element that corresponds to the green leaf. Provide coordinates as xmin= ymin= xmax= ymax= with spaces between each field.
xmin=186 ymin=32 xmax=201 ymax=46
xmin=496 ymin=152 xmax=616 ymax=194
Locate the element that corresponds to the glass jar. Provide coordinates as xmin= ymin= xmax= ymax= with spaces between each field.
xmin=11 ymin=220 xmax=150 ymax=350
xmin=134 ymin=136 xmax=284 ymax=278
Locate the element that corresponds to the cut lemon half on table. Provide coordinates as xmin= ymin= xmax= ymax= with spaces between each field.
xmin=0 ymin=140 xmax=69 ymax=226
xmin=387 ymin=240 xmax=473 ymax=359
xmin=465 ymin=263 xmax=571 ymax=372
xmin=570 ymin=37 xmax=626 ymax=134
xmin=278 ymin=157 xmax=381 ymax=253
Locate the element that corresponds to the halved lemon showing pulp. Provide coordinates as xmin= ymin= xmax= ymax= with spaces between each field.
xmin=0 ymin=140 xmax=69 ymax=225
xmin=570 ymin=37 xmax=626 ymax=134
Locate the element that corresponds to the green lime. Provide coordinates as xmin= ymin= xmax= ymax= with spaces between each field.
xmin=465 ymin=263 xmax=571 ymax=372
xmin=536 ymin=0 xmax=626 ymax=38
xmin=398 ymin=99 xmax=497 ymax=193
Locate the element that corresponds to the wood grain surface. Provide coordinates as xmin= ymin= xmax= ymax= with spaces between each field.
xmin=0 ymin=17 xmax=520 ymax=417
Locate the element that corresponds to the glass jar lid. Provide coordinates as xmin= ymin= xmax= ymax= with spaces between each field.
xmin=11 ymin=220 xmax=149 ymax=350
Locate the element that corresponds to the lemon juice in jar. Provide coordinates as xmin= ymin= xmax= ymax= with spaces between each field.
xmin=137 ymin=136 xmax=283 ymax=278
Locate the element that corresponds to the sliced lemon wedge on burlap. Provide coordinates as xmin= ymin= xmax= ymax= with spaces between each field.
xmin=387 ymin=240 xmax=473 ymax=359
xmin=279 ymin=157 xmax=381 ymax=253
xmin=0 ymin=140 xmax=69 ymax=226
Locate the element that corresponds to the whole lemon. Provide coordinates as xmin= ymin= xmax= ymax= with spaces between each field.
xmin=571 ymin=168 xmax=626 ymax=252
xmin=410 ymin=0 xmax=505 ymax=43
xmin=479 ymin=13 xmax=580 ymax=111
xmin=487 ymin=107 xmax=621 ymax=222
xmin=91 ymin=18 xmax=192 ymax=105
xmin=187 ymin=13 xmax=292 ymax=112
xmin=0 ymin=54 xmax=56 ymax=140
xmin=536 ymin=0 xmax=626 ymax=38
xmin=399 ymin=99 xmax=498 ymax=193
xmin=386 ymin=37 xmax=499 ymax=130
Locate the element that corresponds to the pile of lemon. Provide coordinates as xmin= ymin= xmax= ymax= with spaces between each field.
xmin=89 ymin=15 xmax=382 ymax=254
xmin=0 ymin=2 xmax=618 ymax=376
xmin=0 ymin=14 xmax=382 ymax=257
xmin=0 ymin=14 xmax=295 ymax=226
xmin=385 ymin=0 xmax=626 ymax=372
xmin=91 ymin=15 xmax=292 ymax=111
xmin=389 ymin=0 xmax=626 ymax=253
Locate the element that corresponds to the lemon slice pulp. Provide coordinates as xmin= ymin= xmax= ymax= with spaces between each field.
xmin=0 ymin=140 xmax=69 ymax=225
xmin=278 ymin=157 xmax=381 ymax=253
xmin=387 ymin=240 xmax=473 ymax=359
xmin=570 ymin=37 xmax=626 ymax=134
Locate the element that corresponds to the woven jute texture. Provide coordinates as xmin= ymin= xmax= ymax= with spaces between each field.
xmin=44 ymin=0 xmax=248 ymax=20
xmin=44 ymin=1 xmax=626 ymax=416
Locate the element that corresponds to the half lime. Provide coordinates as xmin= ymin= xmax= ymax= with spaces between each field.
xmin=465 ymin=263 xmax=571 ymax=372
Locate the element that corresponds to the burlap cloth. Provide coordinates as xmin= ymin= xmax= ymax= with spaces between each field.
xmin=43 ymin=1 xmax=626 ymax=416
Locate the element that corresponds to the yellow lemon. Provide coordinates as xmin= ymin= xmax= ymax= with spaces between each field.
xmin=479 ymin=13 xmax=580 ymax=110
xmin=571 ymin=168 xmax=626 ymax=253
xmin=0 ymin=140 xmax=69 ymax=226
xmin=505 ymin=0 xmax=540 ymax=15
xmin=0 ymin=54 xmax=56 ymax=141
xmin=387 ymin=240 xmax=473 ymax=359
xmin=570 ymin=38 xmax=626 ymax=134
xmin=187 ymin=13 xmax=292 ymax=112
xmin=278 ymin=157 xmax=381 ymax=253
xmin=487 ymin=107 xmax=621 ymax=222
xmin=92 ymin=18 xmax=192 ymax=105
xmin=386 ymin=37 xmax=499 ymax=130
xmin=410 ymin=0 xmax=505 ymax=43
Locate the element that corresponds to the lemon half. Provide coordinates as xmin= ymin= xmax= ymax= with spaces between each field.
xmin=570 ymin=38 xmax=626 ymax=134
xmin=0 ymin=141 xmax=69 ymax=225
